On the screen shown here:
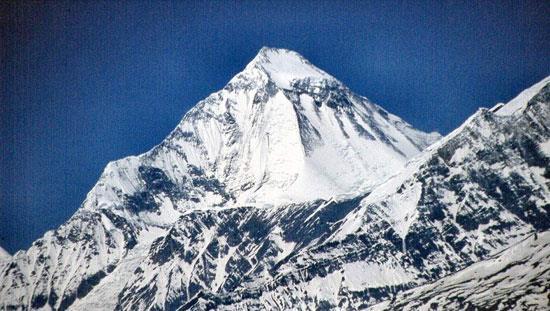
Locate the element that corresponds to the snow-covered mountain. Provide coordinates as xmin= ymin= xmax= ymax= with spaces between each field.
xmin=0 ymin=48 xmax=438 ymax=310
xmin=0 ymin=47 xmax=548 ymax=310
xmin=157 ymin=47 xmax=440 ymax=206
xmin=182 ymin=75 xmax=549 ymax=310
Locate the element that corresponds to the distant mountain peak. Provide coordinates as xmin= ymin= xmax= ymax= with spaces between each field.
xmin=168 ymin=47 xmax=441 ymax=206
xmin=244 ymin=47 xmax=335 ymax=89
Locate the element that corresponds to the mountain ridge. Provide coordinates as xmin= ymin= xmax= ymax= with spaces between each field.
xmin=184 ymin=76 xmax=549 ymax=310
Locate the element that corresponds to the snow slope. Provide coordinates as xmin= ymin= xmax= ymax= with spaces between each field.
xmin=0 ymin=247 xmax=10 ymax=261
xmin=164 ymin=47 xmax=440 ymax=206
xmin=494 ymin=75 xmax=550 ymax=116
xmin=369 ymin=232 xmax=550 ymax=310
xmin=245 ymin=47 xmax=334 ymax=89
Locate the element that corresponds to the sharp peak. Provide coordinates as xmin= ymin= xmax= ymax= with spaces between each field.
xmin=253 ymin=46 xmax=308 ymax=62
xmin=243 ymin=46 xmax=335 ymax=89
xmin=248 ymin=46 xmax=316 ymax=69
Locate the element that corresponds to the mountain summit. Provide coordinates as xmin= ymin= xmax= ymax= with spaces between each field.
xmin=159 ymin=47 xmax=440 ymax=206
xmin=243 ymin=47 xmax=335 ymax=89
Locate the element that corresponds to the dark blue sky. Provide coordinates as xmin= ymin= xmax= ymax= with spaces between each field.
xmin=1 ymin=1 xmax=549 ymax=253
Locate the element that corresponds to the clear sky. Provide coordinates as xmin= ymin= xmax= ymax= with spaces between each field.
xmin=1 ymin=1 xmax=549 ymax=253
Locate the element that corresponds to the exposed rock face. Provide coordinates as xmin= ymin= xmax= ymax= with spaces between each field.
xmin=0 ymin=48 xmax=547 ymax=311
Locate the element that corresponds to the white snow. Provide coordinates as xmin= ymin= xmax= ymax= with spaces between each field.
xmin=540 ymin=139 xmax=550 ymax=157
xmin=450 ymin=144 xmax=470 ymax=164
xmin=158 ymin=48 xmax=438 ymax=208
xmin=370 ymin=182 xmax=421 ymax=244
xmin=343 ymin=261 xmax=412 ymax=290
xmin=15 ymin=47 xmax=546 ymax=311
xmin=496 ymin=76 xmax=549 ymax=116
xmin=369 ymin=232 xmax=550 ymax=310
xmin=336 ymin=174 xmax=423 ymax=243
xmin=0 ymin=246 xmax=10 ymax=261
xmin=213 ymin=237 xmax=237 ymax=292
xmin=71 ymin=228 xmax=166 ymax=311
xmin=303 ymin=271 xmax=343 ymax=303
xmin=247 ymin=47 xmax=334 ymax=89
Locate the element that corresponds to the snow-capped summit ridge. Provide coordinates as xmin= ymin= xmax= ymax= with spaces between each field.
xmin=496 ymin=75 xmax=550 ymax=116
xmin=244 ymin=47 xmax=335 ymax=89
xmin=75 ymin=46 xmax=439 ymax=214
